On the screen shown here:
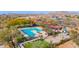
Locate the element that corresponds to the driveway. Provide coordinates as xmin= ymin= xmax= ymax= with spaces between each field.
xmin=45 ymin=33 xmax=70 ymax=44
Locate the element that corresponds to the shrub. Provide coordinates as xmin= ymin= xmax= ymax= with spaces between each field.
xmin=16 ymin=36 xmax=24 ymax=43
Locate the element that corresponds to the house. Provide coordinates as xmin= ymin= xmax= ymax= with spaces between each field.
xmin=49 ymin=25 xmax=63 ymax=32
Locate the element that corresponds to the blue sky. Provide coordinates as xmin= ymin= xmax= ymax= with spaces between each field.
xmin=0 ymin=11 xmax=49 ymax=14
xmin=0 ymin=11 xmax=79 ymax=15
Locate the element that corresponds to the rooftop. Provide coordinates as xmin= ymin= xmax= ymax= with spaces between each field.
xmin=49 ymin=25 xmax=62 ymax=29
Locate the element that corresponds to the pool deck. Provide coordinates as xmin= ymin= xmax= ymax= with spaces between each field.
xmin=18 ymin=27 xmax=48 ymax=38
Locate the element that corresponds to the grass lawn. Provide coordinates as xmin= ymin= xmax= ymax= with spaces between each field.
xmin=24 ymin=40 xmax=49 ymax=48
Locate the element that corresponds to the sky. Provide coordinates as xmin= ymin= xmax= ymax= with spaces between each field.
xmin=0 ymin=0 xmax=79 ymax=14
xmin=0 ymin=0 xmax=79 ymax=11
xmin=0 ymin=11 xmax=49 ymax=14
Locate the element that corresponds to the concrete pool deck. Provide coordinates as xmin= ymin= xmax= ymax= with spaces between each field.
xmin=18 ymin=27 xmax=48 ymax=38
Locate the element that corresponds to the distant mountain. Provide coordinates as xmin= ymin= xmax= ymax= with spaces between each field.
xmin=67 ymin=11 xmax=79 ymax=15
xmin=48 ymin=11 xmax=79 ymax=15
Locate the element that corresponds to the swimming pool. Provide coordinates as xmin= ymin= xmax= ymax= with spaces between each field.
xmin=20 ymin=27 xmax=43 ymax=38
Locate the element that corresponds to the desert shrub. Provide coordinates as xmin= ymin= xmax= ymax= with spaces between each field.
xmin=16 ymin=36 xmax=27 ymax=43
xmin=16 ymin=36 xmax=23 ymax=43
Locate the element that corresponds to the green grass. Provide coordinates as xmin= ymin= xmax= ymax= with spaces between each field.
xmin=24 ymin=40 xmax=49 ymax=48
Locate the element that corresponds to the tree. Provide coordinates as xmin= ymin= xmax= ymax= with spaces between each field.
xmin=0 ymin=28 xmax=20 ymax=48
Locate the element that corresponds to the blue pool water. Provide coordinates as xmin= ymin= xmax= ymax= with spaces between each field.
xmin=21 ymin=27 xmax=42 ymax=37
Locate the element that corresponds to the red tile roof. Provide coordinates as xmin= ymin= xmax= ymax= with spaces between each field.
xmin=43 ymin=22 xmax=51 ymax=24
xmin=49 ymin=25 xmax=62 ymax=29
